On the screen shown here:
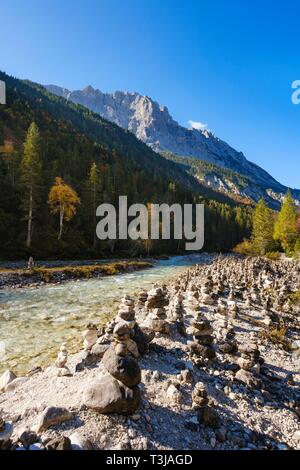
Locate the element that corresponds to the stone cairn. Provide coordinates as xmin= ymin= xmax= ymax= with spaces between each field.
xmin=83 ymin=293 xmax=156 ymax=414
xmin=192 ymin=382 xmax=220 ymax=429
xmin=83 ymin=321 xmax=141 ymax=415
xmin=82 ymin=323 xmax=98 ymax=351
xmin=55 ymin=343 xmax=72 ymax=377
xmin=167 ymin=293 xmax=186 ymax=337
xmin=141 ymin=286 xmax=170 ymax=334
xmin=235 ymin=341 xmax=262 ymax=388
xmin=188 ymin=314 xmax=216 ymax=366
xmin=137 ymin=289 xmax=148 ymax=308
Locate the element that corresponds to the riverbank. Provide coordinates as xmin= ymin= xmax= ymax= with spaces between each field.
xmin=0 ymin=255 xmax=299 ymax=450
xmin=0 ymin=260 xmax=153 ymax=289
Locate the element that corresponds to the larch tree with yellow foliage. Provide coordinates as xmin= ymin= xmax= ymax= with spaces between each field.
xmin=48 ymin=177 xmax=80 ymax=240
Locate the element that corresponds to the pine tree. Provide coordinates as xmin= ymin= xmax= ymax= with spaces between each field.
xmin=274 ymin=191 xmax=298 ymax=254
xmin=251 ymin=198 xmax=275 ymax=255
xmin=20 ymin=122 xmax=42 ymax=248
xmin=48 ymin=177 xmax=80 ymax=240
xmin=88 ymin=162 xmax=101 ymax=248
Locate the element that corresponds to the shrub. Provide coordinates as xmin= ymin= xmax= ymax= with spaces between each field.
xmin=232 ymin=240 xmax=257 ymax=256
xmin=265 ymin=251 xmax=281 ymax=261
xmin=260 ymin=326 xmax=290 ymax=350
xmin=289 ymin=291 xmax=300 ymax=306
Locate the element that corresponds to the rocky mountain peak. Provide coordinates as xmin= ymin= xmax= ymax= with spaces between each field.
xmin=44 ymin=83 xmax=299 ymax=201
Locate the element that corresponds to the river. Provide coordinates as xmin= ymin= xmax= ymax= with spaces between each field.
xmin=0 ymin=254 xmax=209 ymax=374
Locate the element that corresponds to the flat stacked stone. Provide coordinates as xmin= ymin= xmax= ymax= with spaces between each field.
xmin=141 ymin=287 xmax=170 ymax=334
xmin=188 ymin=317 xmax=216 ymax=365
xmin=82 ymin=323 xmax=98 ymax=351
xmin=137 ymin=289 xmax=148 ymax=307
xmin=200 ymin=284 xmax=214 ymax=305
xmin=235 ymin=342 xmax=262 ymax=388
xmin=55 ymin=343 xmax=72 ymax=377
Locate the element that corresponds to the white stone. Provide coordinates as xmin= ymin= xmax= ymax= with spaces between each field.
xmin=0 ymin=369 xmax=16 ymax=392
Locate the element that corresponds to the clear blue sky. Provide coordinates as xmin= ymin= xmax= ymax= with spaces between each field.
xmin=1 ymin=0 xmax=299 ymax=187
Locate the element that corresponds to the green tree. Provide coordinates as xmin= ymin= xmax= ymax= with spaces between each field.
xmin=274 ymin=191 xmax=297 ymax=254
xmin=20 ymin=122 xmax=42 ymax=248
xmin=251 ymin=198 xmax=275 ymax=255
xmin=88 ymin=162 xmax=101 ymax=248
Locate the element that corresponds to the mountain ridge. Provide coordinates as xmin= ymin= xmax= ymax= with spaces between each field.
xmin=45 ymin=84 xmax=300 ymax=206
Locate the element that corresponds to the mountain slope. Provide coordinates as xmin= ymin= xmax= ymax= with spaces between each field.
xmin=0 ymin=71 xmax=252 ymax=258
xmin=45 ymin=84 xmax=300 ymax=205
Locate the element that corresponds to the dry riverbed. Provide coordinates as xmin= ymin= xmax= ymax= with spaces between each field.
xmin=0 ymin=255 xmax=299 ymax=451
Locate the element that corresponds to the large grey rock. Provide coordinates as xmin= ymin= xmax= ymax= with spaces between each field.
xmin=36 ymin=406 xmax=73 ymax=434
xmin=83 ymin=374 xmax=140 ymax=414
xmin=102 ymin=347 xmax=141 ymax=387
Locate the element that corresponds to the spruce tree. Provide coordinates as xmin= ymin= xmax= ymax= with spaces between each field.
xmin=88 ymin=162 xmax=101 ymax=248
xmin=20 ymin=122 xmax=42 ymax=248
xmin=274 ymin=191 xmax=297 ymax=255
xmin=251 ymin=198 xmax=275 ymax=255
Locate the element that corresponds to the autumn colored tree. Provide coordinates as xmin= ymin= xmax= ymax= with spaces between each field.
xmin=20 ymin=122 xmax=42 ymax=248
xmin=48 ymin=177 xmax=80 ymax=240
xmin=251 ymin=198 xmax=275 ymax=255
xmin=274 ymin=191 xmax=298 ymax=255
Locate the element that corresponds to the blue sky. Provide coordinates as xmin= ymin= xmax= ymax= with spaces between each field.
xmin=1 ymin=0 xmax=299 ymax=187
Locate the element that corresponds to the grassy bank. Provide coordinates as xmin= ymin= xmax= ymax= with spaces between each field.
xmin=0 ymin=260 xmax=153 ymax=288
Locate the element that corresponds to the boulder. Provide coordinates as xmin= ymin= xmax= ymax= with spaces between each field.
xmin=0 ymin=369 xmax=17 ymax=392
xmin=69 ymin=431 xmax=93 ymax=450
xmin=0 ymin=421 xmax=13 ymax=444
xmin=102 ymin=347 xmax=141 ymax=387
xmin=5 ymin=377 xmax=28 ymax=392
xmin=45 ymin=435 xmax=71 ymax=450
xmin=36 ymin=406 xmax=73 ymax=434
xmin=83 ymin=374 xmax=140 ymax=414
xmin=18 ymin=426 xmax=39 ymax=449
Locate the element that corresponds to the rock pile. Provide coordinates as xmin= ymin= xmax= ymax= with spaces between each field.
xmin=188 ymin=316 xmax=216 ymax=366
xmin=83 ymin=322 xmax=141 ymax=415
xmin=55 ymin=343 xmax=72 ymax=377
xmin=141 ymin=287 xmax=170 ymax=334
xmin=235 ymin=342 xmax=262 ymax=388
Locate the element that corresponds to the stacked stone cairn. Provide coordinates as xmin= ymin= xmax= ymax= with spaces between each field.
xmin=137 ymin=289 xmax=148 ymax=308
xmin=235 ymin=342 xmax=262 ymax=388
xmin=141 ymin=286 xmax=170 ymax=334
xmin=167 ymin=293 xmax=186 ymax=337
xmin=200 ymin=283 xmax=214 ymax=305
xmin=188 ymin=315 xmax=216 ymax=366
xmin=55 ymin=343 xmax=72 ymax=377
xmin=82 ymin=323 xmax=98 ymax=351
xmin=192 ymin=382 xmax=220 ymax=429
xmin=83 ymin=321 xmax=141 ymax=414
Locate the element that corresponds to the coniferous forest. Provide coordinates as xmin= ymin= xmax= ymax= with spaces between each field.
xmin=0 ymin=71 xmax=252 ymax=260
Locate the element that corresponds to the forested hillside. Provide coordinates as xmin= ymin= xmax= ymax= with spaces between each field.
xmin=0 ymin=71 xmax=252 ymax=259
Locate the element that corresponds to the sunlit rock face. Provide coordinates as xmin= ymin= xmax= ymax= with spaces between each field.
xmin=45 ymin=84 xmax=298 ymax=201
